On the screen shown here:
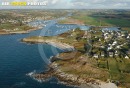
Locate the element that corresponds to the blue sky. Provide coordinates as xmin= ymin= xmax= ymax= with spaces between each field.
xmin=0 ymin=0 xmax=130 ymax=9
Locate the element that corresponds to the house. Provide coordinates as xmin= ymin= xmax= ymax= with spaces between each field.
xmin=99 ymin=39 xmax=101 ymax=41
xmin=109 ymin=52 xmax=114 ymax=57
xmin=121 ymin=34 xmax=125 ymax=37
xmin=101 ymin=52 xmax=105 ymax=57
xmin=116 ymin=45 xmax=121 ymax=49
xmin=115 ymin=51 xmax=119 ymax=56
xmin=127 ymin=36 xmax=130 ymax=39
xmin=105 ymin=36 xmax=109 ymax=39
xmin=112 ymin=43 xmax=116 ymax=46
xmin=107 ymin=46 xmax=113 ymax=51
xmin=93 ymin=54 xmax=99 ymax=58
xmin=108 ymin=44 xmax=111 ymax=46
xmin=113 ymin=41 xmax=117 ymax=44
xmin=100 ymin=45 xmax=105 ymax=48
xmin=125 ymin=56 xmax=129 ymax=59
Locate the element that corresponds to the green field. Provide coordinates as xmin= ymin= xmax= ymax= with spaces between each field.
xmin=72 ymin=15 xmax=111 ymax=26
xmin=69 ymin=10 xmax=130 ymax=30
xmin=71 ymin=15 xmax=130 ymax=27
xmin=0 ymin=23 xmax=32 ymax=31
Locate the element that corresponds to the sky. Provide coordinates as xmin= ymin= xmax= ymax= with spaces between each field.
xmin=0 ymin=0 xmax=130 ymax=9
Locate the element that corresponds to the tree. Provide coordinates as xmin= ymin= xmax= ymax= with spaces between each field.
xmin=18 ymin=19 xmax=23 ymax=26
xmin=76 ymin=34 xmax=82 ymax=42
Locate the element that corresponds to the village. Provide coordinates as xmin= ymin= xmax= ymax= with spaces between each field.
xmin=85 ymin=27 xmax=130 ymax=60
xmin=1 ymin=9 xmax=130 ymax=88
xmin=21 ymin=24 xmax=130 ymax=87
xmin=0 ymin=10 xmax=68 ymax=34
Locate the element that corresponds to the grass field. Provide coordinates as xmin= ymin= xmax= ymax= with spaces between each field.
xmin=104 ymin=18 xmax=130 ymax=27
xmin=68 ymin=10 xmax=130 ymax=31
xmin=108 ymin=58 xmax=121 ymax=80
xmin=0 ymin=23 xmax=33 ymax=31
xmin=97 ymin=57 xmax=130 ymax=87
xmin=24 ymin=27 xmax=130 ymax=87
xmin=71 ymin=15 xmax=130 ymax=27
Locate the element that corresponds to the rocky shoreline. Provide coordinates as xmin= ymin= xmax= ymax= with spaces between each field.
xmin=27 ymin=61 xmax=118 ymax=88
xmin=23 ymin=37 xmax=118 ymax=88
xmin=27 ymin=62 xmax=100 ymax=88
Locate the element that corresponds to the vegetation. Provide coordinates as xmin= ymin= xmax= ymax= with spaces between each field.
xmin=58 ymin=10 xmax=130 ymax=33
xmin=0 ymin=10 xmax=69 ymax=34
xmin=24 ymin=25 xmax=130 ymax=87
xmin=3 ymin=9 xmax=130 ymax=87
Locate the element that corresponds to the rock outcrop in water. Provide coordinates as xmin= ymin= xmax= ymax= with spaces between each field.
xmin=23 ymin=31 xmax=118 ymax=88
xmin=28 ymin=62 xmax=100 ymax=87
xmin=28 ymin=60 xmax=117 ymax=88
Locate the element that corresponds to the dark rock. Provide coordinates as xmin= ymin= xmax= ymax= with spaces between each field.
xmin=50 ymin=56 xmax=61 ymax=62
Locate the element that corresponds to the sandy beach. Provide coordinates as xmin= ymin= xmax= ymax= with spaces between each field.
xmin=22 ymin=38 xmax=75 ymax=50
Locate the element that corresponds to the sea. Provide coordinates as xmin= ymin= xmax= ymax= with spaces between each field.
xmin=0 ymin=20 xmax=90 ymax=88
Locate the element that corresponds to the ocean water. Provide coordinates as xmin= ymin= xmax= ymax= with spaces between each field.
xmin=0 ymin=20 xmax=90 ymax=88
xmin=28 ymin=20 xmax=90 ymax=36
xmin=0 ymin=24 xmax=76 ymax=88
xmin=102 ymin=27 xmax=120 ymax=31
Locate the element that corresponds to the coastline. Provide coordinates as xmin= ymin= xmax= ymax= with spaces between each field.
xmin=23 ymin=37 xmax=118 ymax=88
xmin=28 ymin=60 xmax=117 ymax=88
xmin=0 ymin=27 xmax=40 ymax=35
xmin=30 ymin=62 xmax=100 ymax=86
xmin=21 ymin=38 xmax=75 ymax=51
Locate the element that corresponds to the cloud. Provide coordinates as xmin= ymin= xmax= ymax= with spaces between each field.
xmin=51 ymin=0 xmax=58 ymax=4
xmin=113 ymin=3 xmax=127 ymax=7
xmin=71 ymin=0 xmax=130 ymax=9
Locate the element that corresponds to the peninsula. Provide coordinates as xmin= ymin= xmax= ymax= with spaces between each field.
xmin=21 ymin=10 xmax=130 ymax=88
xmin=22 ymin=26 xmax=130 ymax=88
xmin=0 ymin=10 xmax=68 ymax=35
